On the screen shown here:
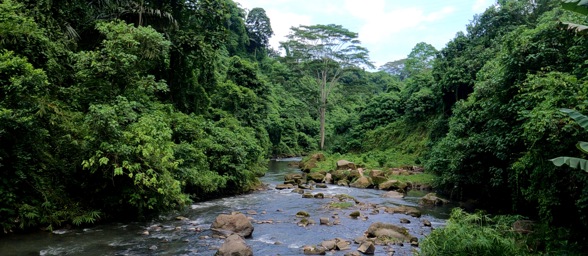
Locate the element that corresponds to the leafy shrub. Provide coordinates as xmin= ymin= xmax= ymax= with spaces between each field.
xmin=419 ymin=208 xmax=526 ymax=256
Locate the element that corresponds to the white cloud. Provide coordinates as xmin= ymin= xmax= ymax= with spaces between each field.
xmin=236 ymin=0 xmax=495 ymax=68
xmin=472 ymin=0 xmax=495 ymax=12
xmin=264 ymin=9 xmax=312 ymax=50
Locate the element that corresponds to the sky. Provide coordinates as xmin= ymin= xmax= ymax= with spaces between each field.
xmin=236 ymin=0 xmax=497 ymax=69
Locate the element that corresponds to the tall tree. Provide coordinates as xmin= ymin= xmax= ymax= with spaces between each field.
xmin=245 ymin=7 xmax=273 ymax=57
xmin=281 ymin=24 xmax=373 ymax=149
xmin=404 ymin=42 xmax=437 ymax=76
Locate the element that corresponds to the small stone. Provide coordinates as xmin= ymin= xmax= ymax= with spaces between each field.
xmin=276 ymin=184 xmax=294 ymax=190
xmin=296 ymin=211 xmax=310 ymax=218
xmin=199 ymin=235 xmax=209 ymax=239
xmin=292 ymin=188 xmax=305 ymax=194
xmin=316 ymin=184 xmax=328 ymax=188
xmin=302 ymin=193 xmax=314 ymax=198
xmin=314 ymin=193 xmax=325 ymax=199
xmin=422 ymin=219 xmax=432 ymax=227
xmin=149 ymin=245 xmax=158 ymax=250
xmin=298 ymin=218 xmax=310 ymax=227
xmin=141 ymin=230 xmax=149 ymax=236
xmin=357 ymin=241 xmax=375 ymax=254
xmin=176 ymin=216 xmax=189 ymax=221
xmin=320 ymin=217 xmax=330 ymax=225
xmin=303 ymin=245 xmax=326 ymax=255
xmin=400 ymin=218 xmax=410 ymax=224
xmin=333 ymin=219 xmax=341 ymax=225
xmin=336 ymin=240 xmax=351 ymax=250
xmin=354 ymin=235 xmax=367 ymax=244
xmin=349 ymin=211 xmax=361 ymax=218
xmin=321 ymin=240 xmax=337 ymax=250
xmin=247 ymin=210 xmax=257 ymax=215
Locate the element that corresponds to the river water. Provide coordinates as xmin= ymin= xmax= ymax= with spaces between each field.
xmin=0 ymin=158 xmax=450 ymax=255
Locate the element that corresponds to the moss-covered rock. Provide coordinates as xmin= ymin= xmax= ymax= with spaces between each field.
xmin=307 ymin=172 xmax=325 ymax=183
xmin=366 ymin=222 xmax=414 ymax=244
xmin=419 ymin=193 xmax=449 ymax=206
xmin=336 ymin=160 xmax=356 ymax=170
xmin=350 ymin=176 xmax=372 ymax=189
xmin=384 ymin=205 xmax=421 ymax=218
xmin=378 ymin=180 xmax=408 ymax=191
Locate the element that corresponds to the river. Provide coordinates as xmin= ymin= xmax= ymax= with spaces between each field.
xmin=0 ymin=158 xmax=450 ymax=255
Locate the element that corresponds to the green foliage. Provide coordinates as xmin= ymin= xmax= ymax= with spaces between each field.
xmin=562 ymin=0 xmax=588 ymax=15
xmin=419 ymin=208 xmax=527 ymax=256
xmin=550 ymin=108 xmax=588 ymax=172
xmin=0 ymin=0 xmax=276 ymax=231
xmin=246 ymin=7 xmax=273 ymax=58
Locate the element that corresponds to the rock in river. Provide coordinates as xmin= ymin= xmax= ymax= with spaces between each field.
xmin=216 ymin=233 xmax=253 ymax=256
xmin=350 ymin=176 xmax=372 ymax=189
xmin=211 ymin=213 xmax=254 ymax=238
xmin=308 ymin=172 xmax=325 ymax=183
xmin=303 ymin=245 xmax=326 ymax=255
xmin=357 ymin=241 xmax=375 ymax=254
xmin=419 ymin=193 xmax=449 ymax=206
xmin=378 ymin=180 xmax=408 ymax=191
xmin=384 ymin=205 xmax=422 ymax=218
xmin=366 ymin=222 xmax=414 ymax=244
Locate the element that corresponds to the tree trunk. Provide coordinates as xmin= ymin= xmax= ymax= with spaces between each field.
xmin=319 ymin=71 xmax=327 ymax=150
xmin=319 ymin=104 xmax=326 ymax=150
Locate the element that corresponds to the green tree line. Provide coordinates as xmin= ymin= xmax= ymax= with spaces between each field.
xmin=2 ymin=0 xmax=588 ymax=253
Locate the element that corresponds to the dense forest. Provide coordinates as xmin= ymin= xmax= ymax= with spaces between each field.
xmin=1 ymin=0 xmax=588 ymax=253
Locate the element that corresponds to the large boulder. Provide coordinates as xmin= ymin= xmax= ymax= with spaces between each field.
xmin=419 ymin=193 xmax=449 ymax=206
xmin=215 ymin=233 xmax=252 ymax=256
xmin=331 ymin=169 xmax=349 ymax=182
xmin=368 ymin=169 xmax=384 ymax=178
xmin=378 ymin=180 xmax=408 ymax=191
xmin=350 ymin=176 xmax=372 ymax=189
xmin=366 ymin=222 xmax=414 ymax=243
xmin=301 ymin=162 xmax=316 ymax=173
xmin=308 ymin=172 xmax=325 ymax=183
xmin=211 ymin=213 xmax=254 ymax=238
xmin=300 ymin=154 xmax=326 ymax=173
xmin=348 ymin=169 xmax=361 ymax=180
xmin=384 ymin=206 xmax=421 ymax=218
xmin=337 ymin=160 xmax=356 ymax=170
xmin=370 ymin=176 xmax=388 ymax=186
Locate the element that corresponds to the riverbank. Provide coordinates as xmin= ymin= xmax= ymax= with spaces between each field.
xmin=0 ymin=158 xmax=450 ymax=255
